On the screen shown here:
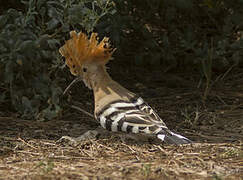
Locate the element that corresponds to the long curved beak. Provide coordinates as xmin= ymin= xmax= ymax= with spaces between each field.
xmin=63 ymin=76 xmax=82 ymax=95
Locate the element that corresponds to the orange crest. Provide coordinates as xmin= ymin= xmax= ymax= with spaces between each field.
xmin=59 ymin=31 xmax=115 ymax=76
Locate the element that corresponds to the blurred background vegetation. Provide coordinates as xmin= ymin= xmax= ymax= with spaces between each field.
xmin=0 ymin=0 xmax=243 ymax=120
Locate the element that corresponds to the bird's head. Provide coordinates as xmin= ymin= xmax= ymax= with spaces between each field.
xmin=59 ymin=31 xmax=115 ymax=89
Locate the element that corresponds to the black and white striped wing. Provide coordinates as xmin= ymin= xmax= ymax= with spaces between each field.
xmin=96 ymin=97 xmax=167 ymax=134
xmin=95 ymin=96 xmax=192 ymax=145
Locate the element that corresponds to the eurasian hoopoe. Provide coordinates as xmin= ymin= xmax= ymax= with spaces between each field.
xmin=59 ymin=31 xmax=192 ymax=145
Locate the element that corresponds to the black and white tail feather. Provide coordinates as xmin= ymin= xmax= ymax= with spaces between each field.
xmin=95 ymin=96 xmax=192 ymax=145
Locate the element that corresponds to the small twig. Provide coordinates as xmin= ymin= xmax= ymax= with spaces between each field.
xmin=96 ymin=142 xmax=115 ymax=153
xmin=15 ymin=150 xmax=41 ymax=155
xmin=71 ymin=105 xmax=94 ymax=118
xmin=17 ymin=138 xmax=38 ymax=149
xmin=216 ymin=95 xmax=227 ymax=105
xmin=156 ymin=145 xmax=170 ymax=156
xmin=220 ymin=64 xmax=235 ymax=81
xmin=63 ymin=77 xmax=82 ymax=95
xmin=49 ymin=156 xmax=94 ymax=160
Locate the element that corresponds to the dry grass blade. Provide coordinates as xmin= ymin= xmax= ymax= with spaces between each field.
xmin=71 ymin=105 xmax=94 ymax=118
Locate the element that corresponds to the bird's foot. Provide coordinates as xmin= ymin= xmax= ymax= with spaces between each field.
xmin=57 ymin=127 xmax=106 ymax=145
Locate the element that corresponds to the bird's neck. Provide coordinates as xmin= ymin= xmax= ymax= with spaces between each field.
xmin=91 ymin=67 xmax=135 ymax=112
xmin=92 ymin=67 xmax=118 ymax=103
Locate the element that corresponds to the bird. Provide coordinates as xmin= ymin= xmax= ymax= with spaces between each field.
xmin=59 ymin=31 xmax=192 ymax=145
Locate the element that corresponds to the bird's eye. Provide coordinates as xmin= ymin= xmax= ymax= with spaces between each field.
xmin=83 ymin=67 xmax=87 ymax=72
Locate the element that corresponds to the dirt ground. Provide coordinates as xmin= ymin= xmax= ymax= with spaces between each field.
xmin=0 ymin=67 xmax=243 ymax=180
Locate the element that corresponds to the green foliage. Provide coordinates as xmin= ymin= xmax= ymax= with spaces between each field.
xmin=103 ymin=0 xmax=243 ymax=69
xmin=35 ymin=159 xmax=55 ymax=173
xmin=141 ymin=164 xmax=151 ymax=177
xmin=0 ymin=0 xmax=115 ymax=119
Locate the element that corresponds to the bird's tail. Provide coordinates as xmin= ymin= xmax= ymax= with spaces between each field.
xmin=157 ymin=130 xmax=192 ymax=145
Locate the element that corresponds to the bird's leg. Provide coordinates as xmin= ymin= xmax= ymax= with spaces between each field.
xmin=58 ymin=127 xmax=156 ymax=145
xmin=57 ymin=126 xmax=110 ymax=145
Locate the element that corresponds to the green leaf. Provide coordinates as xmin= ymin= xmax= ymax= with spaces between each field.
xmin=0 ymin=15 xmax=9 ymax=29
xmin=47 ymin=39 xmax=60 ymax=49
xmin=4 ymin=60 xmax=14 ymax=83
xmin=0 ymin=91 xmax=7 ymax=102
xmin=22 ymin=96 xmax=32 ymax=110
xmin=37 ymin=0 xmax=47 ymax=10
xmin=47 ymin=18 xmax=60 ymax=30
xmin=42 ymin=105 xmax=59 ymax=120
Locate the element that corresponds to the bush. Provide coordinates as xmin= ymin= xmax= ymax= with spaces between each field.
xmin=105 ymin=0 xmax=243 ymax=69
xmin=0 ymin=0 xmax=115 ymax=119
